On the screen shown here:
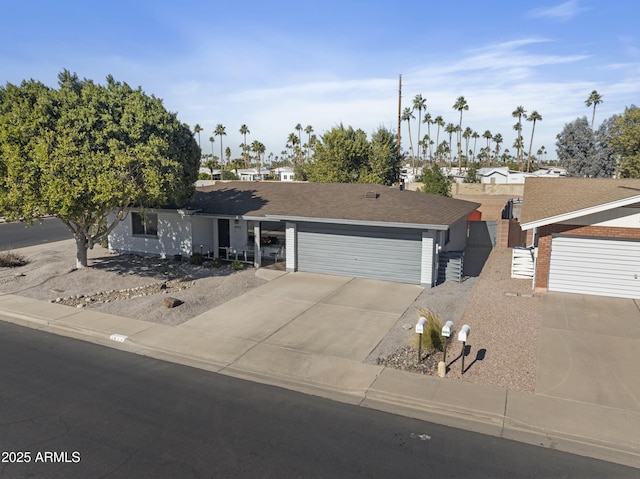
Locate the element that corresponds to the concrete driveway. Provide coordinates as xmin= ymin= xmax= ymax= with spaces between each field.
xmin=537 ymin=292 xmax=640 ymax=412
xmin=181 ymin=272 xmax=423 ymax=362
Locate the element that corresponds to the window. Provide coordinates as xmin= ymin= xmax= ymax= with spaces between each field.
xmin=132 ymin=212 xmax=158 ymax=237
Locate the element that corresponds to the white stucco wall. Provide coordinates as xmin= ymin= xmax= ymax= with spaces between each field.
xmin=108 ymin=210 xmax=193 ymax=258
xmin=191 ymin=216 xmax=214 ymax=256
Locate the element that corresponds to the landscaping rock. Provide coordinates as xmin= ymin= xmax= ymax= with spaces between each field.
xmin=162 ymin=297 xmax=183 ymax=308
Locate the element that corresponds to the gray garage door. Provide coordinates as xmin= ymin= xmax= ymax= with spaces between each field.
xmin=297 ymin=223 xmax=423 ymax=284
xmin=548 ymin=236 xmax=640 ymax=299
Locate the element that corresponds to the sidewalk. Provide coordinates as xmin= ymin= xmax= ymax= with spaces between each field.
xmin=0 ymin=291 xmax=639 ymax=468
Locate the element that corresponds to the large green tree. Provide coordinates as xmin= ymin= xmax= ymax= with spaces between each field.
xmin=609 ymin=105 xmax=640 ymax=178
xmin=306 ymin=124 xmax=370 ymax=183
xmin=556 ymin=116 xmax=615 ymax=177
xmin=0 ymin=71 xmax=200 ymax=267
xmin=360 ymin=127 xmax=401 ymax=185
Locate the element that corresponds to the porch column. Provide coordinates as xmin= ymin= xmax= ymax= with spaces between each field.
xmin=285 ymin=222 xmax=297 ymax=272
xmin=253 ymin=222 xmax=261 ymax=268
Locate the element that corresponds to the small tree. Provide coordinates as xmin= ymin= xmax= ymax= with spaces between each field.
xmin=0 ymin=71 xmax=200 ymax=268
xmin=419 ymin=165 xmax=452 ymax=197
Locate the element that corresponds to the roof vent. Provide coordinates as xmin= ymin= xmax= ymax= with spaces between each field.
xmin=364 ymin=191 xmax=379 ymax=199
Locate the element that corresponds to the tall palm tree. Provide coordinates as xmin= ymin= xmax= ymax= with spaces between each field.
xmin=239 ymin=124 xmax=250 ymax=168
xmin=413 ymin=94 xmax=426 ymax=162
xmin=304 ymin=125 xmax=314 ymax=161
xmin=445 ymin=123 xmax=457 ymax=168
xmin=462 ymin=127 xmax=472 ymax=166
xmin=512 ymin=106 xmax=526 ymax=170
xmin=472 ymin=130 xmax=480 ymax=162
xmin=585 ymin=90 xmax=603 ymax=129
xmin=209 ymin=136 xmax=215 ymax=161
xmin=452 ymin=96 xmax=469 ymax=170
xmin=251 ymin=140 xmax=266 ymax=175
xmin=214 ymin=124 xmax=226 ymax=171
xmin=423 ymin=113 xmax=433 ymax=162
xmin=493 ymin=133 xmax=503 ymax=167
xmin=194 ymin=124 xmax=203 ymax=148
xmin=482 ymin=130 xmax=492 ymax=167
xmin=526 ymin=111 xmax=542 ymax=172
xmin=434 ymin=115 xmax=444 ymax=163
xmin=401 ymin=107 xmax=416 ymax=170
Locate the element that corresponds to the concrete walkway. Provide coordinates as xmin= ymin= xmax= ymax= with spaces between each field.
xmin=1 ymin=272 xmax=640 ymax=468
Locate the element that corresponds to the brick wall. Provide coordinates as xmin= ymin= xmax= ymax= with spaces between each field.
xmin=535 ymin=224 xmax=640 ymax=289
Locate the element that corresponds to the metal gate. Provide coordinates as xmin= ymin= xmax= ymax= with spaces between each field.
xmin=297 ymin=223 xmax=422 ymax=284
xmin=548 ymin=236 xmax=640 ymax=299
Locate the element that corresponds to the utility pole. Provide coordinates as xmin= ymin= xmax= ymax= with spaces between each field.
xmin=397 ymin=74 xmax=402 ymax=153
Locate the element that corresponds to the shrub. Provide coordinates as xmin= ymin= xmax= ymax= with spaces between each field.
xmin=189 ymin=252 xmax=204 ymax=265
xmin=411 ymin=308 xmax=450 ymax=352
xmin=208 ymin=257 xmax=222 ymax=268
xmin=231 ymin=260 xmax=244 ymax=271
xmin=0 ymin=251 xmax=28 ymax=267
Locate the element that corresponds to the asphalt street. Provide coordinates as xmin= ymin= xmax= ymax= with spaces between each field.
xmin=0 ymin=320 xmax=636 ymax=479
xmin=0 ymin=217 xmax=71 ymax=250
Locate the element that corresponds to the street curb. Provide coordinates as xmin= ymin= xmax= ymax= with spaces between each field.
xmin=1 ymin=308 xmax=639 ymax=469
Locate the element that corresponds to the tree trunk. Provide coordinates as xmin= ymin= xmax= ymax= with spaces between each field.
xmin=75 ymin=235 xmax=89 ymax=268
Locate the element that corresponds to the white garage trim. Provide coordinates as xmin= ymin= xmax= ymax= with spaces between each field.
xmin=548 ymin=235 xmax=640 ymax=299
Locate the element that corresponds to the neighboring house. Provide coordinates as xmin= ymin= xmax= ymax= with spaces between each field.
xmin=237 ymin=168 xmax=268 ymax=182
xmin=400 ymin=166 xmax=422 ymax=183
xmin=271 ymin=166 xmax=295 ymax=181
xmin=477 ymin=167 xmax=533 ymax=184
xmin=108 ymin=181 xmax=479 ymax=287
xmin=531 ymin=167 xmax=567 ymax=177
xmin=520 ymin=177 xmax=640 ymax=299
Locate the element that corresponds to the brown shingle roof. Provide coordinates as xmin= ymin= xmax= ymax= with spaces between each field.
xmin=521 ymin=177 xmax=640 ymax=226
xmin=186 ymin=181 xmax=479 ymax=228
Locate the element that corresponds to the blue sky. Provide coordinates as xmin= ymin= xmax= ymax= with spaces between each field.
xmin=2 ymin=0 xmax=639 ymax=162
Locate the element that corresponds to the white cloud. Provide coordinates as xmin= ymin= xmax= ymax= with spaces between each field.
xmin=528 ymin=1 xmax=587 ymax=21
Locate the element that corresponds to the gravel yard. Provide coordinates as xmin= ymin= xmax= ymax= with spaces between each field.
xmin=1 ymin=240 xmax=541 ymax=392
xmin=365 ymin=247 xmax=541 ymax=393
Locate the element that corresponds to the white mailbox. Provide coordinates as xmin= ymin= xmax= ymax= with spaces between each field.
xmin=458 ymin=324 xmax=470 ymax=342
xmin=415 ymin=317 xmax=427 ymax=334
xmin=441 ymin=321 xmax=454 ymax=338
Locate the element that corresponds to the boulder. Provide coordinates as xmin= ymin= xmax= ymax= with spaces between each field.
xmin=162 ymin=297 xmax=183 ymax=308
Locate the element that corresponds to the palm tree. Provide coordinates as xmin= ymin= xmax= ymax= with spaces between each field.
xmin=434 ymin=116 xmax=444 ymax=163
xmin=401 ymin=107 xmax=416 ymax=170
xmin=481 ymin=130 xmax=492 ymax=166
xmin=445 ymin=123 xmax=457 ymax=168
xmin=493 ymin=133 xmax=503 ymax=167
xmin=472 ymin=131 xmax=480 ymax=162
xmin=209 ymin=136 xmax=215 ymax=162
xmin=194 ymin=124 xmax=203 ymax=148
xmin=452 ymin=96 xmax=469 ymax=170
xmin=251 ymin=140 xmax=266 ymax=175
xmin=512 ymin=106 xmax=526 ymax=169
xmin=239 ymin=124 xmax=250 ymax=168
xmin=585 ymin=90 xmax=603 ymax=129
xmin=462 ymin=127 xmax=472 ymax=166
xmin=423 ymin=113 xmax=433 ymax=162
xmin=413 ymin=94 xmax=426 ymax=162
xmin=526 ymin=111 xmax=542 ymax=172
xmin=214 ymin=124 xmax=226 ymax=171
xmin=304 ymin=125 xmax=314 ymax=161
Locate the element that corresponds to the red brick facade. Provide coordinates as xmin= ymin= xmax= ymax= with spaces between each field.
xmin=535 ymin=224 xmax=640 ymax=289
